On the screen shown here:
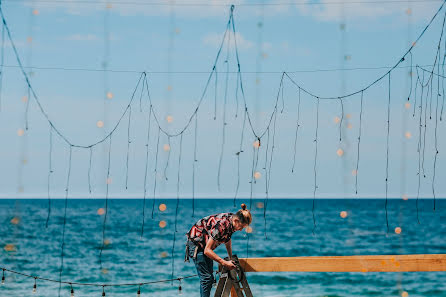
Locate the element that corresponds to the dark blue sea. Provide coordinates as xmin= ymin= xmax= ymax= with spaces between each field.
xmin=1 ymin=199 xmax=445 ymax=297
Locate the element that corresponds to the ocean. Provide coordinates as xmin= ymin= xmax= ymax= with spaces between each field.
xmin=0 ymin=198 xmax=445 ymax=297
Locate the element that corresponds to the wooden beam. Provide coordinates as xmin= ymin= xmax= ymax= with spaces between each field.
xmin=238 ymin=254 xmax=446 ymax=272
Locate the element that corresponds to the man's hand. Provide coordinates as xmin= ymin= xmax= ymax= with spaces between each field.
xmin=222 ymin=259 xmax=237 ymax=270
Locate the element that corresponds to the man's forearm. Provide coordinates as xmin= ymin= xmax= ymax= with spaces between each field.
xmin=225 ymin=243 xmax=232 ymax=259
xmin=204 ymin=247 xmax=224 ymax=264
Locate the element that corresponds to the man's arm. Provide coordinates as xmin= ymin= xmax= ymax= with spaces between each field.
xmin=225 ymin=239 xmax=232 ymax=259
xmin=204 ymin=238 xmax=236 ymax=270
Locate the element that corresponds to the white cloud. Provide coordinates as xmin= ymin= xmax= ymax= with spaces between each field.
xmin=203 ymin=31 xmax=254 ymax=51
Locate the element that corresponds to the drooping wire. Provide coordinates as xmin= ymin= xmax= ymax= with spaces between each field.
xmin=432 ymin=53 xmax=440 ymax=210
xmin=192 ymin=113 xmax=198 ymax=217
xmin=1 ymin=265 xmax=197 ymax=287
xmin=385 ymin=73 xmax=391 ymax=234
xmin=263 ymin=127 xmax=270 ymax=239
xmin=217 ymin=24 xmax=231 ymax=192
xmin=46 ymin=125 xmax=53 ymax=228
xmin=291 ymin=87 xmax=302 ymax=173
xmin=125 ymin=105 xmax=132 ymax=190
xmin=141 ymin=107 xmax=152 ymax=238
xmin=338 ymin=98 xmax=344 ymax=141
xmin=355 ymin=91 xmax=364 ymax=195
xmin=99 ymin=136 xmax=112 ymax=267
xmin=214 ymin=65 xmax=218 ymax=121
xmin=58 ymin=145 xmax=73 ymax=297
xmin=408 ymin=52 xmax=414 ymax=101
xmin=164 ymin=136 xmax=171 ymax=181
xmin=312 ymin=98 xmax=320 ymax=235
xmin=234 ymin=106 xmax=247 ymax=205
xmin=151 ymin=127 xmax=161 ymax=219
xmin=171 ymin=133 xmax=183 ymax=282
xmin=0 ymin=17 xmax=4 ymax=112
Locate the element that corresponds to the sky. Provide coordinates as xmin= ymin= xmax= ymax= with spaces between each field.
xmin=0 ymin=0 xmax=445 ymax=199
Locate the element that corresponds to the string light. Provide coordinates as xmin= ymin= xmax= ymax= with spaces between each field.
xmin=137 ymin=285 xmax=141 ymax=297
xmin=17 ymin=128 xmax=24 ymax=136
xmin=1 ymin=269 xmax=5 ymax=285
xmin=70 ymin=284 xmax=74 ymax=297
xmin=178 ymin=279 xmax=182 ymax=295
xmin=159 ymin=220 xmax=167 ymax=228
xmin=340 ymin=211 xmax=348 ymax=218
xmin=395 ymin=227 xmax=402 ymax=234
xmin=96 ymin=120 xmax=104 ymax=128
xmin=254 ymin=171 xmax=261 ymax=179
xmin=166 ymin=115 xmax=173 ymax=123
xmin=106 ymin=92 xmax=113 ymax=99
xmin=159 ymin=203 xmax=167 ymax=212
xmin=33 ymin=277 xmax=37 ymax=293
xmin=336 ymin=148 xmax=344 ymax=157
xmin=102 ymin=286 xmax=106 ymax=297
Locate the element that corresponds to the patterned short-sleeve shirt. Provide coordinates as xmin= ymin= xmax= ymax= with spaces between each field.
xmin=186 ymin=213 xmax=235 ymax=249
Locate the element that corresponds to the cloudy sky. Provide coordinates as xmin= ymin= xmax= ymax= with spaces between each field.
xmin=0 ymin=0 xmax=445 ymax=199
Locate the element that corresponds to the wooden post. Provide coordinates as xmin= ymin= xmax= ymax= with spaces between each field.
xmin=238 ymin=254 xmax=446 ymax=272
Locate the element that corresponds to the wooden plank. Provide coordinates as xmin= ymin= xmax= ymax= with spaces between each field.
xmin=238 ymin=254 xmax=446 ymax=272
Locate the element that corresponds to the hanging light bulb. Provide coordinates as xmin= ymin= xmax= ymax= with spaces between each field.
xmin=137 ymin=285 xmax=141 ymax=297
xmin=102 ymin=286 xmax=106 ymax=297
xmin=70 ymin=284 xmax=75 ymax=297
xmin=178 ymin=279 xmax=182 ymax=295
xmin=32 ymin=277 xmax=37 ymax=293
xmin=1 ymin=269 xmax=5 ymax=285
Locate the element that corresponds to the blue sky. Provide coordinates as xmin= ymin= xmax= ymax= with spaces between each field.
xmin=0 ymin=0 xmax=445 ymax=199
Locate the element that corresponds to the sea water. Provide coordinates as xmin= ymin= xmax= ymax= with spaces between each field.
xmin=0 ymin=199 xmax=445 ymax=297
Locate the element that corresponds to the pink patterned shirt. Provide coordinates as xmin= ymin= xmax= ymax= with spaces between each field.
xmin=187 ymin=213 xmax=235 ymax=249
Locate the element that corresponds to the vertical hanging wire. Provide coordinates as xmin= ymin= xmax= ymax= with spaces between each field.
xmin=46 ymin=125 xmax=53 ymax=228
xmin=355 ymin=91 xmax=364 ymax=195
xmin=217 ymin=22 xmax=231 ymax=192
xmin=0 ymin=17 xmax=4 ymax=112
xmin=234 ymin=68 xmax=240 ymax=118
xmin=432 ymin=53 xmax=440 ymax=211
xmin=164 ymin=136 xmax=171 ymax=181
xmin=263 ymin=127 xmax=270 ymax=239
xmin=192 ymin=113 xmax=198 ymax=217
xmin=421 ymin=76 xmax=429 ymax=178
xmin=151 ymin=127 xmax=161 ymax=219
xmin=139 ymin=75 xmax=145 ymax=112
xmin=171 ymin=133 xmax=183 ymax=282
xmin=141 ymin=107 xmax=152 ymax=238
xmin=25 ymin=86 xmax=30 ymax=130
xmin=99 ymin=137 xmax=112 ymax=267
xmin=385 ymin=73 xmax=391 ymax=233
xmin=234 ymin=106 xmax=247 ymax=206
xmin=58 ymin=145 xmax=72 ymax=297
xmin=338 ymin=98 xmax=344 ymax=142
xmin=214 ymin=65 xmax=218 ymax=120
xmin=125 ymin=105 xmax=132 ymax=190
xmin=249 ymin=146 xmax=256 ymax=210
xmin=416 ymin=74 xmax=424 ymax=224
xmin=266 ymin=107 xmax=278 ymax=238
xmin=312 ymin=98 xmax=320 ymax=235
xmin=291 ymin=87 xmax=302 ymax=173
xmin=88 ymin=146 xmax=93 ymax=193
